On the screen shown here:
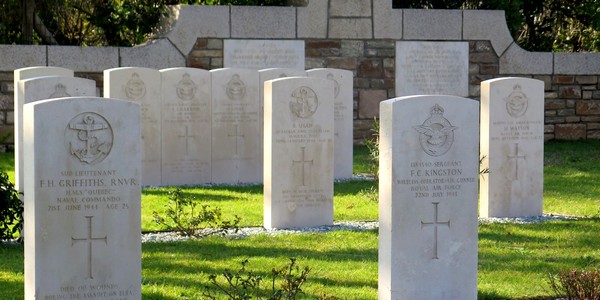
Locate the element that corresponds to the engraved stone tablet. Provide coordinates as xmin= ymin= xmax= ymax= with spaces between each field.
xmin=23 ymin=97 xmax=141 ymax=300
xmin=480 ymin=77 xmax=544 ymax=217
xmin=379 ymin=95 xmax=478 ymax=299
xmin=104 ymin=67 xmax=161 ymax=186
xmin=224 ymin=40 xmax=305 ymax=70
xmin=13 ymin=67 xmax=74 ymax=192
xmin=211 ymin=68 xmax=261 ymax=184
xmin=160 ymin=68 xmax=212 ymax=185
xmin=395 ymin=41 xmax=469 ymax=97
xmin=264 ymin=77 xmax=334 ymax=229
xmin=306 ymin=68 xmax=354 ymax=179
xmin=15 ymin=76 xmax=96 ymax=196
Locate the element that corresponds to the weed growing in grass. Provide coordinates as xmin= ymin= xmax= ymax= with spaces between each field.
xmin=362 ymin=117 xmax=380 ymax=180
xmin=548 ymin=268 xmax=600 ymax=300
xmin=203 ymin=258 xmax=332 ymax=300
xmin=152 ymin=188 xmax=241 ymax=238
xmin=0 ymin=168 xmax=22 ymax=242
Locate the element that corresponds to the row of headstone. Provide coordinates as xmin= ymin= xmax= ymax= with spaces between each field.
xmin=14 ymin=66 xmax=354 ymax=189
xmin=378 ymin=76 xmax=544 ymax=299
xmin=102 ymin=66 xmax=353 ymax=186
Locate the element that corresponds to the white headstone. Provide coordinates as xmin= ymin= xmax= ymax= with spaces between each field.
xmin=210 ymin=68 xmax=261 ymax=184
xmin=259 ymin=68 xmax=307 ymax=176
xmin=160 ymin=68 xmax=212 ymax=185
xmin=264 ymin=77 xmax=334 ymax=229
xmin=13 ymin=67 xmax=74 ymax=192
xmin=480 ymin=77 xmax=544 ymax=217
xmin=306 ymin=68 xmax=354 ymax=179
xmin=16 ymin=76 xmax=96 ymax=196
xmin=104 ymin=67 xmax=162 ymax=186
xmin=379 ymin=95 xmax=479 ymax=300
xmin=24 ymin=97 xmax=141 ymax=300
xmin=395 ymin=41 xmax=469 ymax=97
xmin=224 ymin=40 xmax=305 ymax=70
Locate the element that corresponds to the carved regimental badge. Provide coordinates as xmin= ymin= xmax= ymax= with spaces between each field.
xmin=413 ymin=104 xmax=458 ymax=157
xmin=176 ymin=73 xmax=196 ymax=101
xmin=226 ymin=74 xmax=246 ymax=100
xmin=65 ymin=112 xmax=113 ymax=165
xmin=289 ymin=86 xmax=318 ymax=118
xmin=123 ymin=73 xmax=146 ymax=100
xmin=504 ymin=84 xmax=528 ymax=118
xmin=49 ymin=83 xmax=71 ymax=98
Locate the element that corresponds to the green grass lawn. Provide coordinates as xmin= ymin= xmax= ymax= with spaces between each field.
xmin=1 ymin=141 xmax=599 ymax=299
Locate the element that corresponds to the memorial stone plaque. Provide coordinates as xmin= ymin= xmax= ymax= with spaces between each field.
xmin=224 ymin=40 xmax=305 ymax=70
xmin=160 ymin=68 xmax=212 ymax=185
xmin=211 ymin=68 xmax=261 ymax=184
xmin=395 ymin=41 xmax=469 ymax=97
xmin=379 ymin=95 xmax=478 ymax=300
xmin=480 ymin=77 xmax=544 ymax=217
xmin=23 ymin=97 xmax=141 ymax=300
xmin=264 ymin=77 xmax=334 ymax=229
xmin=16 ymin=76 xmax=96 ymax=196
xmin=13 ymin=66 xmax=74 ymax=192
xmin=104 ymin=67 xmax=161 ymax=186
xmin=306 ymin=68 xmax=354 ymax=179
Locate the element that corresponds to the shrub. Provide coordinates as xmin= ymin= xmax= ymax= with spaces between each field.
xmin=152 ymin=188 xmax=241 ymax=238
xmin=203 ymin=258 xmax=332 ymax=300
xmin=0 ymin=168 xmax=23 ymax=242
xmin=362 ymin=117 xmax=380 ymax=180
xmin=548 ymin=268 xmax=600 ymax=300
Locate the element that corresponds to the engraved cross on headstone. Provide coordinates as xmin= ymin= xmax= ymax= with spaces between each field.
xmin=292 ymin=146 xmax=313 ymax=186
xmin=178 ymin=125 xmax=196 ymax=155
xmin=71 ymin=216 xmax=107 ymax=279
xmin=421 ymin=202 xmax=450 ymax=260
xmin=228 ymin=124 xmax=244 ymax=155
xmin=507 ymin=142 xmax=526 ymax=180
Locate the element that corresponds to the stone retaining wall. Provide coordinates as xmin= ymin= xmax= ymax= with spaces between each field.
xmin=1 ymin=0 xmax=600 ymax=150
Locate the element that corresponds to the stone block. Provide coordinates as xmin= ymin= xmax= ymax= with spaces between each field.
xmin=341 ymin=40 xmax=364 ymax=57
xmin=48 ymin=46 xmax=118 ymax=72
xmin=553 ymin=75 xmax=575 ymax=84
xmin=373 ymin=0 xmax=402 ymax=39
xmin=330 ymin=0 xmax=371 ymax=17
xmin=544 ymin=124 xmax=554 ymax=133
xmin=576 ymin=76 xmax=598 ymax=85
xmin=358 ymin=89 xmax=387 ymax=119
xmin=463 ymin=10 xmax=514 ymax=56
xmin=533 ymin=75 xmax=552 ymax=91
xmin=329 ymin=18 xmax=373 ymax=39
xmin=480 ymin=64 xmax=499 ymax=75
xmin=554 ymin=52 xmax=600 ymax=75
xmin=120 ymin=39 xmax=185 ymax=69
xmin=499 ymin=44 xmax=553 ymax=75
xmin=224 ymin=40 xmax=305 ymax=70
xmin=358 ymin=59 xmax=383 ymax=78
xmin=545 ymin=99 xmax=565 ymax=110
xmin=403 ymin=9 xmax=462 ymax=40
xmin=554 ymin=124 xmax=586 ymax=140
xmin=232 ymin=6 xmax=296 ymax=38
xmin=0 ymin=45 xmax=46 ymax=71
xmin=152 ymin=5 xmax=230 ymax=54
xmin=470 ymin=52 xmax=498 ymax=64
xmin=327 ymin=57 xmax=357 ymax=69
xmin=576 ymin=100 xmax=600 ymax=115
xmin=298 ymin=0 xmax=328 ymax=38
xmin=558 ymin=86 xmax=582 ymax=99
xmin=396 ymin=41 xmax=469 ymax=97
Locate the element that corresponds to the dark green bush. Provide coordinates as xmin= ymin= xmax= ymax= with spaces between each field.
xmin=0 ymin=168 xmax=23 ymax=242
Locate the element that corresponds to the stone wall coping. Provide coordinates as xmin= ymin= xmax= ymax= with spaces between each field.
xmin=1 ymin=1 xmax=599 ymax=75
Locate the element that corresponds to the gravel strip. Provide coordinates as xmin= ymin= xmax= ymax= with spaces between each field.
xmin=141 ymin=214 xmax=580 ymax=243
